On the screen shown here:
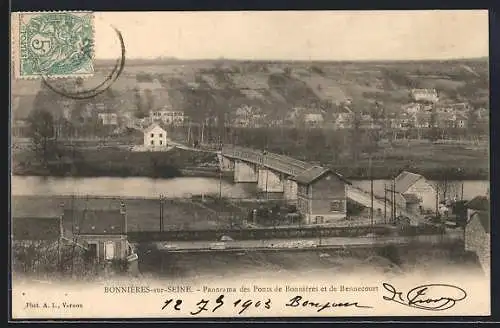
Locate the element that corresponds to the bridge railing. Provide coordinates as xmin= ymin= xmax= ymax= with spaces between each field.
xmin=221 ymin=146 xmax=314 ymax=177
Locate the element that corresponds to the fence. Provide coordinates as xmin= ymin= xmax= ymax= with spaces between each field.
xmin=127 ymin=223 xmax=445 ymax=242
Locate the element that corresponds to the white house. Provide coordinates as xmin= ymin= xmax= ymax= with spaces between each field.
xmin=149 ymin=108 xmax=185 ymax=126
xmin=465 ymin=196 xmax=490 ymax=276
xmin=333 ymin=113 xmax=353 ymax=129
xmin=402 ymin=103 xmax=422 ymax=115
xmin=410 ymin=89 xmax=439 ymax=103
xmin=304 ymin=113 xmax=324 ymax=127
xmin=143 ymin=123 xmax=169 ymax=149
xmin=393 ymin=171 xmax=437 ymax=211
xmin=98 ymin=113 xmax=118 ymax=126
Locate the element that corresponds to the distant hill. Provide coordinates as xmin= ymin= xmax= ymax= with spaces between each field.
xmin=11 ymin=58 xmax=489 ymax=121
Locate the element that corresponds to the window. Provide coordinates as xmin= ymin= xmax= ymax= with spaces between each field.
xmin=104 ymin=241 xmax=115 ymax=260
xmin=159 ymin=140 xmax=163 ymax=145
xmin=159 ymin=133 xmax=162 ymax=138
xmin=330 ymin=200 xmax=344 ymax=212
xmin=87 ymin=242 xmax=98 ymax=260
xmin=151 ymin=133 xmax=154 ymax=138
xmin=151 ymin=140 xmax=154 ymax=145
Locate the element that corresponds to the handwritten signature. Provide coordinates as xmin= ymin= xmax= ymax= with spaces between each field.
xmin=382 ymin=283 xmax=467 ymax=311
xmin=285 ymin=295 xmax=372 ymax=312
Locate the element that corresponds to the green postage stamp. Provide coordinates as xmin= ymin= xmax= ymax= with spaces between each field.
xmin=13 ymin=12 xmax=94 ymax=79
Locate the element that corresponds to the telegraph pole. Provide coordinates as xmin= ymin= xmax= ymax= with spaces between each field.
xmin=384 ymin=183 xmax=387 ymax=224
xmin=159 ymin=194 xmax=164 ymax=232
xmin=263 ymin=150 xmax=269 ymax=200
xmin=435 ymin=184 xmax=439 ymax=218
xmin=393 ymin=177 xmax=397 ymax=220
xmin=219 ymin=141 xmax=223 ymax=200
xmin=369 ymin=155 xmax=374 ymax=229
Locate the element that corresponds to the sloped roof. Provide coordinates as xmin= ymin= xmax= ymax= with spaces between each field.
xmin=143 ymin=122 xmax=168 ymax=134
xmin=295 ymin=166 xmax=351 ymax=185
xmin=12 ymin=217 xmax=61 ymax=241
xmin=402 ymin=193 xmax=421 ymax=204
xmin=469 ymin=211 xmax=490 ymax=234
xmin=466 ymin=196 xmax=489 ymax=211
xmin=394 ymin=171 xmax=424 ymax=193
xmin=62 ymin=209 xmax=125 ymax=235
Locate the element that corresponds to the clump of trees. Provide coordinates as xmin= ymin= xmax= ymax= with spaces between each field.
xmin=26 ymin=108 xmax=58 ymax=166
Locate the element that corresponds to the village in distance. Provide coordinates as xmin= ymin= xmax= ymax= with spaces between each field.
xmin=11 ymin=58 xmax=490 ymax=281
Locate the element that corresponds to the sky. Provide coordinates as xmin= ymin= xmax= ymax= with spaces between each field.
xmin=94 ymin=10 xmax=489 ymax=61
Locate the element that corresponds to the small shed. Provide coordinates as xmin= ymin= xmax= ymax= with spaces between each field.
xmin=61 ymin=203 xmax=133 ymax=263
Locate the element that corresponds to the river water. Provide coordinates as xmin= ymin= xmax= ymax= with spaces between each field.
xmin=11 ymin=176 xmax=489 ymax=201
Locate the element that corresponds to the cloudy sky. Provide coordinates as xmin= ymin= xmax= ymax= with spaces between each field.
xmin=94 ymin=10 xmax=488 ymax=61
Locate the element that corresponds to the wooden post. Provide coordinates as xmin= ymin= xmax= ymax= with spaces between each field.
xmin=435 ymin=184 xmax=439 ymax=217
xmin=159 ymin=194 xmax=163 ymax=232
xmin=370 ymin=156 xmax=374 ymax=228
xmin=384 ymin=184 xmax=387 ymax=224
xmin=58 ymin=202 xmax=64 ymax=271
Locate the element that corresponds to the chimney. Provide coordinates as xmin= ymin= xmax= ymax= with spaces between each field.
xmin=120 ymin=200 xmax=127 ymax=234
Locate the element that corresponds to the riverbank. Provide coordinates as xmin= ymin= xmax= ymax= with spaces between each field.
xmin=12 ymin=147 xmax=217 ymax=179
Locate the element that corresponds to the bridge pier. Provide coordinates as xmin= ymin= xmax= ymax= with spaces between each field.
xmin=257 ymin=168 xmax=284 ymax=193
xmin=234 ymin=160 xmax=258 ymax=183
xmin=217 ymin=154 xmax=235 ymax=173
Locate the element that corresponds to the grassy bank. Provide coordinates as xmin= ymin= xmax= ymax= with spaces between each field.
xmin=12 ymin=147 xmax=218 ymax=179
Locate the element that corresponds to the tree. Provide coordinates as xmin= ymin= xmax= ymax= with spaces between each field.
xmin=27 ymin=108 xmax=56 ymax=166
xmin=133 ymin=88 xmax=146 ymax=119
xmin=428 ymin=106 xmax=439 ymax=142
xmin=144 ymin=89 xmax=155 ymax=112
xmin=349 ymin=110 xmax=362 ymax=161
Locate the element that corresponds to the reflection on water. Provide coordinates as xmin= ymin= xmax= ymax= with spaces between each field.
xmin=11 ymin=176 xmax=488 ymax=201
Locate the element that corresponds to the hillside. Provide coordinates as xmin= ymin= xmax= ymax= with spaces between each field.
xmin=11 ymin=58 xmax=489 ymax=121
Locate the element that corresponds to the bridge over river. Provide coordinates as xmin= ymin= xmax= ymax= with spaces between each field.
xmin=210 ymin=145 xmax=422 ymax=226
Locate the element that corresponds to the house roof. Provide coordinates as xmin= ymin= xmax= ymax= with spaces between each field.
xmin=394 ymin=171 xmax=424 ymax=193
xmin=143 ymin=122 xmax=168 ymax=134
xmin=12 ymin=217 xmax=61 ymax=241
xmin=402 ymin=193 xmax=421 ymax=204
xmin=466 ymin=196 xmax=489 ymax=211
xmin=295 ymin=166 xmax=351 ymax=185
xmin=469 ymin=211 xmax=490 ymax=234
xmin=62 ymin=209 xmax=125 ymax=235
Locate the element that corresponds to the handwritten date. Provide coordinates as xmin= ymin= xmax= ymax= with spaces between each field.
xmin=382 ymin=283 xmax=467 ymax=311
xmin=162 ymin=295 xmax=271 ymax=315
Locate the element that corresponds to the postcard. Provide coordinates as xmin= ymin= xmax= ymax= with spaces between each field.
xmin=10 ymin=10 xmax=490 ymax=319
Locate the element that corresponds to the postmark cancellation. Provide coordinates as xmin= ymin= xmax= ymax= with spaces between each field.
xmin=11 ymin=12 xmax=95 ymax=79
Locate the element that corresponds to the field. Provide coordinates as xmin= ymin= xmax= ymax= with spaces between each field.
xmin=12 ymin=58 xmax=489 ymax=124
xmin=343 ymin=140 xmax=489 ymax=180
xmin=11 ymin=195 xmax=228 ymax=231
